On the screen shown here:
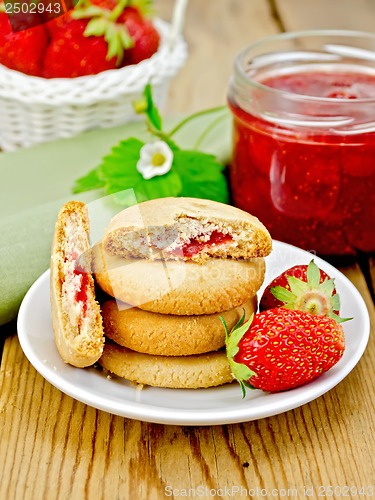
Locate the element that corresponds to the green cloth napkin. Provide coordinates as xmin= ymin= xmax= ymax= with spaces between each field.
xmin=0 ymin=112 xmax=231 ymax=325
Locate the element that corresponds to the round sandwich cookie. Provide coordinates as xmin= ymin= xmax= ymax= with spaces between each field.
xmin=98 ymin=341 xmax=234 ymax=389
xmin=101 ymin=297 xmax=257 ymax=356
xmin=94 ymin=244 xmax=266 ymax=315
xmin=103 ymin=197 xmax=272 ymax=263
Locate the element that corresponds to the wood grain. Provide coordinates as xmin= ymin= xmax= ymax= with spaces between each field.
xmin=275 ymin=0 xmax=375 ymax=32
xmin=1 ymin=269 xmax=375 ymax=498
xmin=1 ymin=294 xmax=375 ymax=500
xmin=2 ymin=1 xmax=375 ymax=499
xmin=155 ymin=0 xmax=280 ymax=114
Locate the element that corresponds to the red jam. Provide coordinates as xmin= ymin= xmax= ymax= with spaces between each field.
xmin=74 ymin=269 xmax=89 ymax=316
xmin=182 ymin=231 xmax=233 ymax=258
xmin=229 ymin=71 xmax=375 ymax=256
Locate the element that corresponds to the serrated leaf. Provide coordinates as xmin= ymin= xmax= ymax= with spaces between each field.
xmin=72 ymin=5 xmax=107 ymax=19
xmin=226 ymin=318 xmax=253 ymax=359
xmin=331 ymin=293 xmax=341 ymax=310
xmin=307 ymin=259 xmax=320 ymax=288
xmin=98 ymin=138 xmax=144 ymax=178
xmin=105 ymin=27 xmax=123 ymax=63
xmin=73 ymin=168 xmax=105 ymax=193
xmin=219 ymin=316 xmax=229 ymax=342
xmin=134 ymin=169 xmax=182 ymax=202
xmin=229 ymin=359 xmax=257 ymax=398
xmin=84 ymin=17 xmax=108 ymax=37
xmin=320 ymin=278 xmax=335 ymax=294
xmin=172 ymin=149 xmax=228 ymax=203
xmin=271 ymin=285 xmax=296 ymax=303
xmin=118 ymin=25 xmax=134 ymax=49
xmin=230 ymin=360 xmax=256 ymax=382
xmin=287 ymin=276 xmax=309 ymax=296
xmin=331 ymin=312 xmax=353 ymax=323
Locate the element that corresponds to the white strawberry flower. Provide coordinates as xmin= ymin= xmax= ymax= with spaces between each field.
xmin=136 ymin=141 xmax=173 ymax=180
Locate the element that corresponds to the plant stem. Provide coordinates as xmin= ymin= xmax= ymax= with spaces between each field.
xmin=194 ymin=112 xmax=229 ymax=150
xmin=110 ymin=0 xmax=128 ymax=21
xmin=167 ymin=105 xmax=227 ymax=137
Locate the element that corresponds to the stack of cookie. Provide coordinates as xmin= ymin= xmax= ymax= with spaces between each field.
xmin=95 ymin=198 xmax=272 ymax=389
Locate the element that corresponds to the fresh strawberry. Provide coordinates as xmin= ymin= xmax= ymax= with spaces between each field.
xmin=90 ymin=0 xmax=119 ymax=10
xmin=0 ymin=12 xmax=48 ymax=76
xmin=45 ymin=12 xmax=72 ymax=37
xmin=119 ymin=8 xmax=160 ymax=65
xmin=259 ymin=259 xmax=349 ymax=322
xmin=223 ymin=308 xmax=345 ymax=394
xmin=43 ymin=19 xmax=120 ymax=77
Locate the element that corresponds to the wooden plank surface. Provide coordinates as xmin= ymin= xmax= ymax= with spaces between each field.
xmin=275 ymin=0 xmax=375 ymax=32
xmin=1 ymin=274 xmax=375 ymax=499
xmin=156 ymin=0 xmax=280 ymax=114
xmin=2 ymin=0 xmax=375 ymax=499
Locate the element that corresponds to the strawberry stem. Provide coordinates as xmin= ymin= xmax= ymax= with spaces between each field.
xmin=167 ymin=106 xmax=227 ymax=137
xmin=109 ymin=0 xmax=129 ymax=21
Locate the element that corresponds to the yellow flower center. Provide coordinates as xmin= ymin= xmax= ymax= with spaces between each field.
xmin=151 ymin=152 xmax=166 ymax=167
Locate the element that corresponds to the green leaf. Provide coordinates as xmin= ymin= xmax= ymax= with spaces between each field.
xmin=271 ymin=285 xmax=296 ymax=303
xmin=219 ymin=316 xmax=229 ymax=342
xmin=104 ymin=24 xmax=121 ymax=62
xmin=118 ymin=26 xmax=134 ymax=49
xmin=232 ymin=309 xmax=246 ymax=334
xmin=133 ymin=169 xmax=182 ymax=203
xmin=172 ymin=150 xmax=228 ymax=203
xmin=98 ymin=138 xmax=143 ymax=176
xmin=331 ymin=312 xmax=353 ymax=323
xmin=225 ymin=315 xmax=253 ymax=359
xmin=73 ymin=168 xmax=105 ymax=193
xmin=229 ymin=360 xmax=256 ymax=382
xmin=331 ymin=293 xmax=341 ymax=311
xmin=130 ymin=0 xmax=154 ymax=16
xmin=72 ymin=5 xmax=107 ymax=19
xmin=84 ymin=17 xmax=108 ymax=37
xmin=320 ymin=278 xmax=335 ymax=296
xmin=286 ymin=276 xmax=309 ymax=297
xmin=94 ymin=137 xmax=183 ymax=204
xmin=307 ymin=259 xmax=320 ymax=288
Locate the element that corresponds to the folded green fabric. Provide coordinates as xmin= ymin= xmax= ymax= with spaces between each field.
xmin=0 ymin=112 xmax=231 ymax=325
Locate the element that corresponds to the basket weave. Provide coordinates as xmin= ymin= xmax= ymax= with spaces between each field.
xmin=0 ymin=18 xmax=187 ymax=151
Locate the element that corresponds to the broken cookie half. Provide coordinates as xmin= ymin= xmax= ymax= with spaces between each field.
xmin=103 ymin=197 xmax=272 ymax=263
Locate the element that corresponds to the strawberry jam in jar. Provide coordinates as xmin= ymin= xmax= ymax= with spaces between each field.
xmin=228 ymin=31 xmax=375 ymax=256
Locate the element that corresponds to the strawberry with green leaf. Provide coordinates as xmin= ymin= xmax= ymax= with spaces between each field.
xmin=43 ymin=0 xmax=159 ymax=78
xmin=260 ymin=260 xmax=350 ymax=323
xmin=222 ymin=307 xmax=346 ymax=395
xmin=44 ymin=0 xmax=134 ymax=77
xmin=119 ymin=4 xmax=160 ymax=65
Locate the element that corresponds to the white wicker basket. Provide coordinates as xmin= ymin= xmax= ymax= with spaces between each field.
xmin=0 ymin=17 xmax=187 ymax=151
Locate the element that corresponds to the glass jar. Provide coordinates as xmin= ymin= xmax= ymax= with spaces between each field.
xmin=228 ymin=30 xmax=375 ymax=257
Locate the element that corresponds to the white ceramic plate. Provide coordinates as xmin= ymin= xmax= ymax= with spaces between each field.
xmin=18 ymin=241 xmax=370 ymax=425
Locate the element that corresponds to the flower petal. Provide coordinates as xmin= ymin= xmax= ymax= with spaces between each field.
xmin=136 ymin=140 xmax=174 ymax=180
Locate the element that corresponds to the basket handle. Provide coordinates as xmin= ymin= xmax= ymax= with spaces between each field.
xmin=169 ymin=0 xmax=189 ymax=49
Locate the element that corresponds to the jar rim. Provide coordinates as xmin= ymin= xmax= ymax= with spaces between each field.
xmin=234 ymin=29 xmax=375 ymax=104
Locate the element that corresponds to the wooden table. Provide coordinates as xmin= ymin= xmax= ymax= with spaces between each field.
xmin=1 ymin=1 xmax=375 ymax=498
